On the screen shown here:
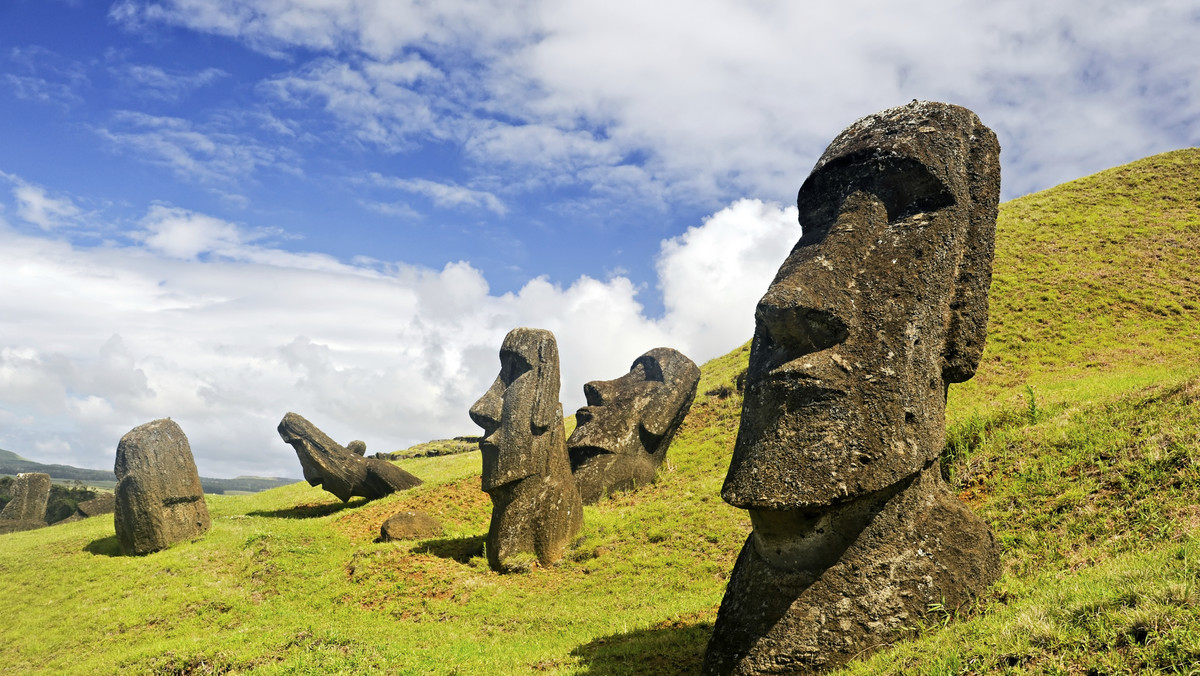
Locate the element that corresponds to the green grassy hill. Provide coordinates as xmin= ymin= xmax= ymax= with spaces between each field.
xmin=1 ymin=149 xmax=1197 ymax=674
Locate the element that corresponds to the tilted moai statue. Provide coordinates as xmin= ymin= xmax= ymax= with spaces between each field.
xmin=568 ymin=347 xmax=700 ymax=504
xmin=470 ymin=327 xmax=582 ymax=571
xmin=703 ymin=101 xmax=1003 ymax=674
xmin=0 ymin=472 xmax=51 ymax=534
xmin=114 ymin=419 xmax=211 ymax=555
xmin=277 ymin=412 xmax=422 ymax=502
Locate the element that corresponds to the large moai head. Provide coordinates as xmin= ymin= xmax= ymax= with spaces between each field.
xmin=470 ymin=327 xmax=562 ymax=492
xmin=568 ymin=347 xmax=700 ymax=503
xmin=704 ymin=101 xmax=1002 ymax=674
xmin=723 ymin=100 xmax=1000 ymax=514
xmin=113 ymin=418 xmax=211 ymax=556
xmin=470 ymin=327 xmax=582 ymax=570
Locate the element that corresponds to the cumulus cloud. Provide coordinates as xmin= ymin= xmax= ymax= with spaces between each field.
xmin=0 ymin=180 xmax=796 ymax=477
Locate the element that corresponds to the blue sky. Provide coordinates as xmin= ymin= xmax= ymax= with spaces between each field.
xmin=0 ymin=0 xmax=1196 ymax=479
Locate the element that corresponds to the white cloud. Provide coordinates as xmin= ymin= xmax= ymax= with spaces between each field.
xmin=136 ymin=204 xmax=256 ymax=259
xmin=3 ymin=45 xmax=88 ymax=107
xmin=0 ymin=176 xmax=794 ymax=478
xmin=96 ymin=110 xmax=299 ymax=185
xmin=4 ymin=175 xmax=85 ymax=230
xmin=657 ymin=198 xmax=799 ymax=354
xmin=368 ymin=174 xmax=506 ymax=215
xmin=262 ymin=57 xmax=445 ymax=151
xmin=109 ymin=0 xmax=1200 ymax=203
xmin=114 ymin=63 xmax=228 ymax=100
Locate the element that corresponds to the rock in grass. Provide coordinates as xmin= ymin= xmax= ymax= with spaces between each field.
xmin=470 ymin=327 xmax=582 ymax=571
xmin=114 ymin=419 xmax=211 ymax=555
xmin=0 ymin=472 xmax=51 ymax=533
xmin=704 ymin=101 xmax=1003 ymax=674
xmin=278 ymin=412 xmax=422 ymax=502
xmin=380 ymin=510 xmax=443 ymax=541
xmin=568 ymin=347 xmax=700 ymax=504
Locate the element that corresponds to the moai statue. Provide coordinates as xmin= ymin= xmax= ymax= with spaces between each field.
xmin=703 ymin=101 xmax=1003 ymax=674
xmin=277 ymin=412 xmax=422 ymax=502
xmin=568 ymin=347 xmax=701 ymax=504
xmin=114 ymin=419 xmax=211 ymax=555
xmin=0 ymin=472 xmax=51 ymax=534
xmin=470 ymin=327 xmax=582 ymax=571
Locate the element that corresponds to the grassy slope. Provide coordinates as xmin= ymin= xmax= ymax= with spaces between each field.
xmin=0 ymin=149 xmax=1198 ymax=674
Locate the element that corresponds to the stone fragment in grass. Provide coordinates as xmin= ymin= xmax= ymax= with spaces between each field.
xmin=704 ymin=100 xmax=1003 ymax=674
xmin=568 ymin=347 xmax=700 ymax=504
xmin=75 ymin=492 xmax=116 ymax=518
xmin=277 ymin=412 xmax=422 ymax=502
xmin=380 ymin=510 xmax=444 ymax=541
xmin=470 ymin=327 xmax=582 ymax=571
xmin=114 ymin=419 xmax=211 ymax=555
xmin=0 ymin=472 xmax=51 ymax=534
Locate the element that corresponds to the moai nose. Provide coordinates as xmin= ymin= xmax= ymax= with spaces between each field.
xmin=469 ymin=378 xmax=504 ymax=435
xmin=756 ymin=287 xmax=849 ymax=358
xmin=582 ymin=380 xmax=615 ymax=406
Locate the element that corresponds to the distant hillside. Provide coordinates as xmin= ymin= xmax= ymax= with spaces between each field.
xmin=0 ymin=448 xmax=297 ymax=495
xmin=950 ymin=147 xmax=1200 ymax=415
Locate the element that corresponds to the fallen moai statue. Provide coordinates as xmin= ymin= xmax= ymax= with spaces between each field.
xmin=114 ymin=419 xmax=211 ymax=555
xmin=75 ymin=492 xmax=116 ymax=518
xmin=0 ymin=472 xmax=51 ymax=534
xmin=277 ymin=412 xmax=422 ymax=502
xmin=568 ymin=347 xmax=700 ymax=504
xmin=704 ymin=101 xmax=1003 ymax=674
xmin=470 ymin=327 xmax=582 ymax=571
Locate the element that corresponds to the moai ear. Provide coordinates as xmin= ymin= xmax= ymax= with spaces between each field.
xmin=530 ymin=332 xmax=561 ymax=431
xmin=942 ymin=122 xmax=1001 ymax=384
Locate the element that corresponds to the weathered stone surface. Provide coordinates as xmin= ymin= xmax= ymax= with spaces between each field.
xmin=347 ymin=440 xmax=367 ymax=456
xmin=0 ymin=519 xmax=48 ymax=534
xmin=470 ymin=327 xmax=582 ymax=571
xmin=568 ymin=347 xmax=700 ymax=504
xmin=704 ymin=101 xmax=1003 ymax=674
xmin=277 ymin=413 xmax=422 ymax=502
xmin=380 ymin=510 xmax=444 ymax=541
xmin=76 ymin=492 xmax=116 ymax=518
xmin=114 ymin=419 xmax=211 ymax=555
xmin=0 ymin=472 xmax=51 ymax=524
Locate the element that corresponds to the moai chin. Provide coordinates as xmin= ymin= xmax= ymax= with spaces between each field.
xmin=470 ymin=327 xmax=582 ymax=571
xmin=703 ymin=101 xmax=1003 ymax=675
xmin=568 ymin=347 xmax=700 ymax=504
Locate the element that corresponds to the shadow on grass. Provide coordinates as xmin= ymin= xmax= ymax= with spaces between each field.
xmin=411 ymin=534 xmax=485 ymax=563
xmin=569 ymin=621 xmax=712 ymax=675
xmin=84 ymin=535 xmax=123 ymax=557
xmin=248 ymin=498 xmax=366 ymax=519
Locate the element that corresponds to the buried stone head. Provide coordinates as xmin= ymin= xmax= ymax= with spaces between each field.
xmin=704 ymin=101 xmax=1003 ymax=675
